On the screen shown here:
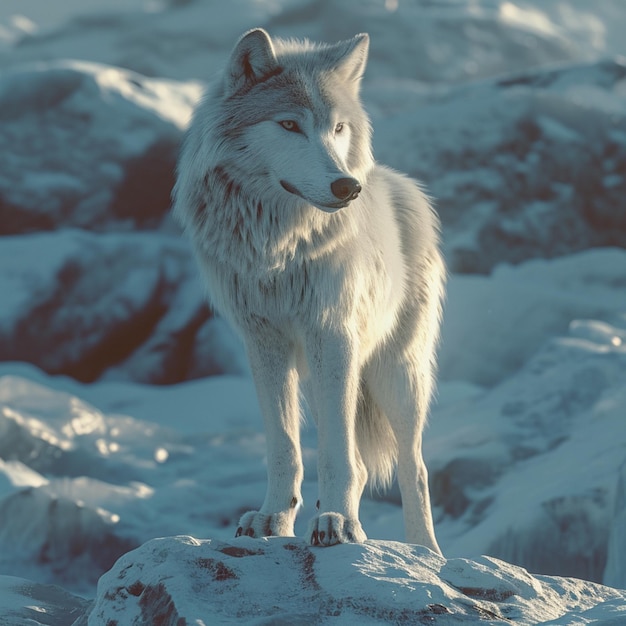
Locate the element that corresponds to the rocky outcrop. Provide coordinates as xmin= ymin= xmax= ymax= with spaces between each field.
xmin=88 ymin=535 xmax=626 ymax=625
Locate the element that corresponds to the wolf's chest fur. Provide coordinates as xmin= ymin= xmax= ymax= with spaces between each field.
xmin=190 ymin=167 xmax=374 ymax=330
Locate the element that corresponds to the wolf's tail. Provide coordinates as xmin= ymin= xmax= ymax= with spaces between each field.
xmin=356 ymin=383 xmax=397 ymax=491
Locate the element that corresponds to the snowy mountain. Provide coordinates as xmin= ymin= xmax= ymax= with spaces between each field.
xmin=0 ymin=0 xmax=625 ymax=623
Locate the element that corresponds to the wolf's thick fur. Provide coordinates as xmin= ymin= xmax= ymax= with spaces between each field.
xmin=173 ymin=28 xmax=445 ymax=552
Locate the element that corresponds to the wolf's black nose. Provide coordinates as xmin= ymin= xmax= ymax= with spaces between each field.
xmin=331 ymin=177 xmax=361 ymax=201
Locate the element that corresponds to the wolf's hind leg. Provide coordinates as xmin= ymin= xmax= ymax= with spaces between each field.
xmin=366 ymin=360 xmax=441 ymax=554
xmin=237 ymin=334 xmax=303 ymax=538
xmin=395 ymin=436 xmax=440 ymax=553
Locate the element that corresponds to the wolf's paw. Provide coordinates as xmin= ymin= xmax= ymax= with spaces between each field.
xmin=235 ymin=510 xmax=295 ymax=538
xmin=308 ymin=512 xmax=367 ymax=546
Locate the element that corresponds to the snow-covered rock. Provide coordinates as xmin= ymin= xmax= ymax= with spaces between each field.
xmin=439 ymin=248 xmax=626 ymax=386
xmin=428 ymin=316 xmax=626 ymax=584
xmin=87 ymin=535 xmax=626 ymax=625
xmin=0 ymin=230 xmax=244 ymax=383
xmin=0 ymin=376 xmax=142 ymax=590
xmin=371 ymin=57 xmax=626 ymax=273
xmin=0 ymin=59 xmax=199 ymax=233
xmin=0 ymin=372 xmax=267 ymax=592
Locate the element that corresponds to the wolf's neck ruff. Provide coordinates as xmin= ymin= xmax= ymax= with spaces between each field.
xmin=191 ymin=165 xmax=360 ymax=273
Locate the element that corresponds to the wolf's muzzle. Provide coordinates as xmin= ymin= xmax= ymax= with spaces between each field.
xmin=280 ymin=177 xmax=361 ymax=211
xmin=331 ymin=177 xmax=361 ymax=202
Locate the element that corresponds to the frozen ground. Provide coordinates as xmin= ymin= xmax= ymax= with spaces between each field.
xmin=0 ymin=0 xmax=625 ymax=623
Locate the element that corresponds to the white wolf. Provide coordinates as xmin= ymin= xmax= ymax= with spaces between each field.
xmin=173 ymin=28 xmax=445 ymax=552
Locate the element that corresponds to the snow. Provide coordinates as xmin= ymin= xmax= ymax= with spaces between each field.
xmin=0 ymin=576 xmax=89 ymax=626
xmin=0 ymin=60 xmax=200 ymax=233
xmin=369 ymin=58 xmax=626 ymax=273
xmin=0 ymin=0 xmax=625 ymax=622
xmin=439 ymin=249 xmax=626 ymax=386
xmin=0 ymin=230 xmax=244 ymax=383
xmin=431 ymin=317 xmax=626 ymax=582
xmin=604 ymin=461 xmax=626 ymax=589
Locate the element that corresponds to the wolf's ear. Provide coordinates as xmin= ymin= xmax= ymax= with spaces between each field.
xmin=332 ymin=33 xmax=369 ymax=89
xmin=225 ymin=28 xmax=278 ymax=96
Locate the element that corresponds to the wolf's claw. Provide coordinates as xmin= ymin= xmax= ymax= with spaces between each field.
xmin=236 ymin=510 xmax=295 ymax=539
xmin=308 ymin=512 xmax=366 ymax=546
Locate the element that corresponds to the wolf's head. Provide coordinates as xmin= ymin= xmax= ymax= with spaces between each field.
xmin=211 ymin=28 xmax=374 ymax=213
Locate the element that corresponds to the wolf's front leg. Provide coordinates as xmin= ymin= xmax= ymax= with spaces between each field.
xmin=306 ymin=331 xmax=367 ymax=546
xmin=236 ymin=334 xmax=303 ymax=538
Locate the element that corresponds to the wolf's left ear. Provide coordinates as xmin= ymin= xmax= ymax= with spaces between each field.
xmin=333 ymin=33 xmax=369 ymax=89
xmin=225 ymin=28 xmax=278 ymax=96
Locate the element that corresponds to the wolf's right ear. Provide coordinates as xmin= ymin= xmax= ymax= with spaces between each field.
xmin=225 ymin=28 xmax=278 ymax=96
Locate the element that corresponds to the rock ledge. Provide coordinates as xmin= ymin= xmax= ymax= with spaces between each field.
xmin=88 ymin=535 xmax=626 ymax=625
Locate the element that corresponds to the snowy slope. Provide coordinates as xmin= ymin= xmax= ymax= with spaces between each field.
xmin=0 ymin=575 xmax=89 ymax=626
xmin=0 ymin=0 xmax=625 ymax=622
xmin=430 ymin=314 xmax=626 ymax=583
xmin=439 ymin=249 xmax=626 ymax=386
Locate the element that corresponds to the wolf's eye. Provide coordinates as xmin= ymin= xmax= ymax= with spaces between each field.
xmin=334 ymin=122 xmax=344 ymax=134
xmin=279 ymin=120 xmax=301 ymax=133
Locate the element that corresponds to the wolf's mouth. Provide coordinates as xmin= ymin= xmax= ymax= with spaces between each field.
xmin=280 ymin=180 xmax=302 ymax=197
xmin=280 ymin=180 xmax=351 ymax=211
